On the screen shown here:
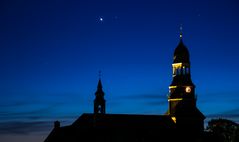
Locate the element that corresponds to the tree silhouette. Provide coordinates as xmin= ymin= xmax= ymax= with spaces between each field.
xmin=206 ymin=118 xmax=239 ymax=142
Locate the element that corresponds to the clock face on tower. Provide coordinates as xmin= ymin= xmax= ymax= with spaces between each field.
xmin=185 ymin=87 xmax=191 ymax=93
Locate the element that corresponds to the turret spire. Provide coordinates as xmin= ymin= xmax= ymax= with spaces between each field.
xmin=97 ymin=70 xmax=103 ymax=89
xmin=98 ymin=70 xmax=102 ymax=79
xmin=94 ymin=71 xmax=106 ymax=114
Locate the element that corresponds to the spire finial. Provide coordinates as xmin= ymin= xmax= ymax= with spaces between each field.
xmin=98 ymin=70 xmax=102 ymax=79
xmin=180 ymin=24 xmax=183 ymax=39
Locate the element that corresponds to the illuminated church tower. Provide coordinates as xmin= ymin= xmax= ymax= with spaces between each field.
xmin=168 ymin=28 xmax=205 ymax=131
xmin=94 ymin=75 xmax=106 ymax=114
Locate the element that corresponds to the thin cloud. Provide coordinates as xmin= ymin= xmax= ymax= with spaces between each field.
xmin=0 ymin=121 xmax=51 ymax=135
xmin=145 ymin=100 xmax=168 ymax=106
xmin=206 ymin=108 xmax=239 ymax=123
xmin=207 ymin=108 xmax=239 ymax=118
xmin=119 ymin=93 xmax=167 ymax=100
xmin=198 ymin=91 xmax=239 ymax=103
xmin=0 ymin=100 xmax=80 ymax=136
xmin=0 ymin=118 xmax=76 ymax=135
xmin=114 ymin=93 xmax=168 ymax=108
xmin=0 ymin=103 xmax=60 ymax=121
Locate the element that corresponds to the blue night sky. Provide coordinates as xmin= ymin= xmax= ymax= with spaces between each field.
xmin=1 ymin=0 xmax=239 ymax=142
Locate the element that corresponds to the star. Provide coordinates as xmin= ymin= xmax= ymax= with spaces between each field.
xmin=99 ymin=17 xmax=103 ymax=22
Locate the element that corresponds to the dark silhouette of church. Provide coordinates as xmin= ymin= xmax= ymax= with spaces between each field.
xmin=44 ymin=32 xmax=206 ymax=142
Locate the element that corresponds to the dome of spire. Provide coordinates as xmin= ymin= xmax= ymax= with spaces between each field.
xmin=173 ymin=39 xmax=190 ymax=63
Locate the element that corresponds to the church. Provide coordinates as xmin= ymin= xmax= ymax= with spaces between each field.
xmin=44 ymin=32 xmax=206 ymax=142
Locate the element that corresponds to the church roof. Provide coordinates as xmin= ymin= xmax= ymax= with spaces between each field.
xmin=173 ymin=39 xmax=190 ymax=63
xmin=44 ymin=113 xmax=176 ymax=142
xmin=72 ymin=113 xmax=175 ymax=129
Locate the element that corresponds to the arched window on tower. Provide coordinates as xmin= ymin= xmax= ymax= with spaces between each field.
xmin=176 ymin=68 xmax=180 ymax=75
xmin=173 ymin=67 xmax=176 ymax=76
xmin=183 ymin=67 xmax=186 ymax=75
xmin=186 ymin=67 xmax=190 ymax=74
xmin=98 ymin=105 xmax=102 ymax=113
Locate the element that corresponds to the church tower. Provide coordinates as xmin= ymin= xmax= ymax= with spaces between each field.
xmin=94 ymin=76 xmax=106 ymax=114
xmin=168 ymin=29 xmax=195 ymax=115
xmin=168 ymin=28 xmax=205 ymax=131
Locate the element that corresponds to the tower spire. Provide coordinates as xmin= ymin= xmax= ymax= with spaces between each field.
xmin=179 ymin=24 xmax=183 ymax=39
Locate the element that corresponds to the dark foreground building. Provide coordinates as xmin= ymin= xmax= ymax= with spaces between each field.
xmin=44 ymin=33 xmax=206 ymax=142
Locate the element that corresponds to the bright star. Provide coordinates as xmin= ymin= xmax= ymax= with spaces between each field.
xmin=100 ymin=17 xmax=103 ymax=22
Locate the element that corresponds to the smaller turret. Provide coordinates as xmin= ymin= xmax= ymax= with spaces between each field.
xmin=94 ymin=71 xmax=106 ymax=114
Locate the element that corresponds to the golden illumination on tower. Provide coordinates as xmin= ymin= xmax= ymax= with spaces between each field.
xmin=168 ymin=98 xmax=183 ymax=102
xmin=171 ymin=117 xmax=176 ymax=123
xmin=185 ymin=86 xmax=191 ymax=93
